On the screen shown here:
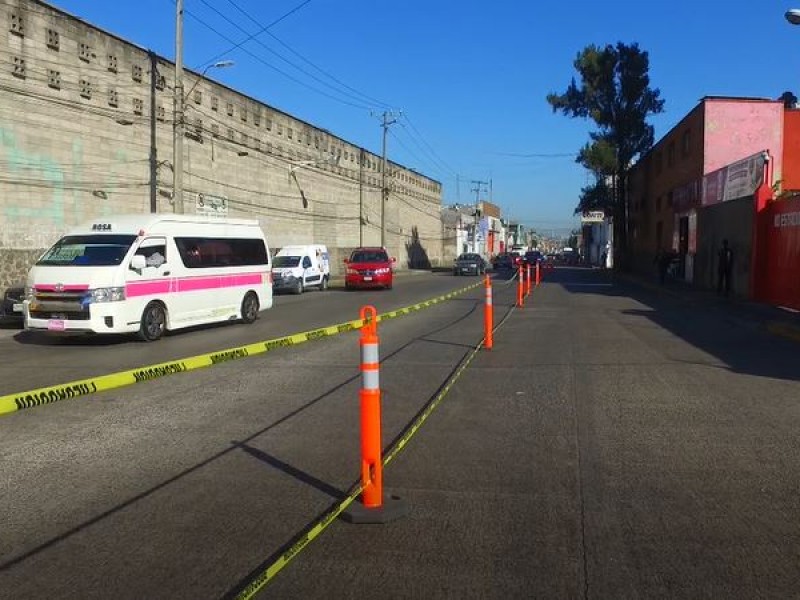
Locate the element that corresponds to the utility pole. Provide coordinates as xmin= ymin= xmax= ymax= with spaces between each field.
xmin=173 ymin=0 xmax=185 ymax=214
xmin=377 ymin=110 xmax=398 ymax=248
xmin=359 ymin=148 xmax=364 ymax=246
xmin=148 ymin=51 xmax=158 ymax=213
xmin=471 ymin=180 xmax=487 ymax=254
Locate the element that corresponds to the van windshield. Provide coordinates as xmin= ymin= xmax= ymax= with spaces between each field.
xmin=36 ymin=235 xmax=137 ymax=267
xmin=273 ymin=256 xmax=301 ymax=268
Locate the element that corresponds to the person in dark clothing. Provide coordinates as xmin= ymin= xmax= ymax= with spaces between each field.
xmin=654 ymin=248 xmax=673 ymax=285
xmin=717 ymin=239 xmax=734 ymax=296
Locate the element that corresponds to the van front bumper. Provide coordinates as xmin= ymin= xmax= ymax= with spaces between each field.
xmin=25 ymin=304 xmax=137 ymax=335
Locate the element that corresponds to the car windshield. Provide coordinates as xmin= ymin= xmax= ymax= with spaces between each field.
xmin=36 ymin=234 xmax=137 ymax=267
xmin=457 ymin=254 xmax=480 ymax=261
xmin=274 ymin=256 xmax=301 ymax=268
xmin=350 ymin=250 xmax=388 ymax=263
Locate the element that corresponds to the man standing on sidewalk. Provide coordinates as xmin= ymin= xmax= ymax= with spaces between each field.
xmin=717 ymin=239 xmax=734 ymax=296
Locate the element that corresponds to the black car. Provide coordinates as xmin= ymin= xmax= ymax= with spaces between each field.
xmin=492 ymin=252 xmax=515 ymax=270
xmin=453 ymin=253 xmax=486 ymax=276
xmin=0 ymin=284 xmax=25 ymax=326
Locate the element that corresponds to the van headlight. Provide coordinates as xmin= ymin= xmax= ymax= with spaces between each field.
xmin=90 ymin=287 xmax=126 ymax=303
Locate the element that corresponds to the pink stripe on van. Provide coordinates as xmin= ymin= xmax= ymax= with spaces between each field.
xmin=125 ymin=272 xmax=264 ymax=298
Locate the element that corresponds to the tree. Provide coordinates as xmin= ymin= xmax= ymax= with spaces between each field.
xmin=547 ymin=42 xmax=665 ymax=268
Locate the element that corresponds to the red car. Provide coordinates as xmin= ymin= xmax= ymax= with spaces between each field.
xmin=344 ymin=247 xmax=395 ymax=290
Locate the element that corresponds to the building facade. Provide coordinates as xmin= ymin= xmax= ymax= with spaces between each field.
xmin=0 ymin=0 xmax=444 ymax=289
xmin=627 ymin=96 xmax=784 ymax=279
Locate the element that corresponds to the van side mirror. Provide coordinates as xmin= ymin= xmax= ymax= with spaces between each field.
xmin=130 ymin=255 xmax=146 ymax=271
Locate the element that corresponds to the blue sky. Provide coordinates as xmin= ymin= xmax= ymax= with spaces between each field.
xmin=51 ymin=0 xmax=800 ymax=236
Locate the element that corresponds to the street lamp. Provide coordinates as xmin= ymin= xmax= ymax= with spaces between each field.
xmin=787 ymin=9 xmax=800 ymax=24
xmin=173 ymin=51 xmax=234 ymax=214
xmin=288 ymin=155 xmax=341 ymax=208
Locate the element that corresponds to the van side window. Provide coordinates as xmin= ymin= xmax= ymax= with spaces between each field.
xmin=175 ymin=237 xmax=269 ymax=268
xmin=302 ymin=256 xmax=312 ymax=269
xmin=135 ymin=238 xmax=167 ymax=267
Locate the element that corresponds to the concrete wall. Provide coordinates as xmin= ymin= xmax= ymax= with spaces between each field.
xmin=0 ymin=0 xmax=444 ymax=290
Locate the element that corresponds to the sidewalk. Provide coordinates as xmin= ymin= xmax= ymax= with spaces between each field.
xmin=612 ymin=269 xmax=800 ymax=343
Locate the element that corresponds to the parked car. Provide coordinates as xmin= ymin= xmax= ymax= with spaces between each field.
xmin=344 ymin=247 xmax=395 ymax=290
xmin=453 ymin=253 xmax=486 ymax=276
xmin=492 ymin=252 xmax=515 ymax=270
xmin=523 ymin=250 xmax=543 ymax=266
xmin=0 ymin=284 xmax=25 ymax=326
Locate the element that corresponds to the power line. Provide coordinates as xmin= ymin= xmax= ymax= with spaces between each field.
xmin=193 ymin=0 xmax=386 ymax=110
xmin=181 ymin=4 xmax=372 ymax=110
xmin=198 ymin=0 xmax=314 ymax=68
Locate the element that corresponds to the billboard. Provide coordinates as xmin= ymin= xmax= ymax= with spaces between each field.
xmin=702 ymin=151 xmax=766 ymax=206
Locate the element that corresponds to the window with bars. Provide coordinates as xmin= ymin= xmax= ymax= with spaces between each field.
xmin=157 ymin=106 xmax=166 ymax=122
xmin=193 ymin=90 xmax=202 ymax=105
xmin=211 ymin=96 xmax=219 ymax=111
xmin=240 ymin=107 xmax=247 ymax=122
xmin=9 ymin=11 xmax=24 ymax=36
xmin=194 ymin=118 xmax=203 ymax=138
xmin=48 ymin=69 xmax=61 ymax=89
xmin=80 ymin=79 xmax=93 ymax=99
xmin=12 ymin=56 xmax=25 ymax=79
xmin=227 ymin=128 xmax=234 ymax=141
xmin=132 ymin=64 xmax=143 ymax=83
xmin=46 ymin=28 xmax=59 ymax=50
xmin=133 ymin=97 xmax=143 ymax=115
xmin=211 ymin=123 xmax=219 ymax=137
xmin=155 ymin=74 xmax=166 ymax=90
xmin=287 ymin=128 xmax=293 ymax=140
xmin=265 ymin=118 xmax=272 ymax=131
xmin=253 ymin=112 xmax=260 ymax=127
xmin=107 ymin=54 xmax=118 ymax=73
xmin=226 ymin=103 xmax=234 ymax=117
xmin=79 ymin=42 xmax=91 ymax=62
xmin=108 ymin=88 xmax=119 ymax=107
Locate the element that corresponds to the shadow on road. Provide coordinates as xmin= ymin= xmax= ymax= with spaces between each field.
xmin=547 ymin=266 xmax=800 ymax=383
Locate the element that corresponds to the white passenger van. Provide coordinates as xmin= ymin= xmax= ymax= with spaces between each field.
xmin=272 ymin=244 xmax=330 ymax=294
xmin=24 ymin=214 xmax=273 ymax=341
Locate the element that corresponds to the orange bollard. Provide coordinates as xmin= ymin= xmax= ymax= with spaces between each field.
xmin=526 ymin=263 xmax=532 ymax=297
xmin=358 ymin=305 xmax=382 ymax=509
xmin=484 ymin=274 xmax=493 ymax=350
xmin=517 ymin=264 xmax=524 ymax=307
xmin=342 ymin=305 xmax=409 ymax=524
xmin=536 ymin=262 xmax=541 ymax=286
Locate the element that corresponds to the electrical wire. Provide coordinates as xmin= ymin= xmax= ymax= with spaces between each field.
xmin=181 ymin=4 xmax=372 ymax=110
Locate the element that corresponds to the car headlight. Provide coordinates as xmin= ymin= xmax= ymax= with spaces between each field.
xmin=375 ymin=267 xmax=390 ymax=274
xmin=347 ymin=268 xmax=360 ymax=275
xmin=90 ymin=287 xmax=126 ymax=303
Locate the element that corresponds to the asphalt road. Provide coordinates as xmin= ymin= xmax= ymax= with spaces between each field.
xmin=2 ymin=266 xmax=800 ymax=599
xmin=0 ymin=271 xmax=481 ymax=396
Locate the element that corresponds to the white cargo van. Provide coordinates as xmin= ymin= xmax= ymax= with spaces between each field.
xmin=272 ymin=244 xmax=330 ymax=294
xmin=24 ymin=214 xmax=273 ymax=341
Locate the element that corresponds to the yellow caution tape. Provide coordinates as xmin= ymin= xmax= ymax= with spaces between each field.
xmin=0 ymin=281 xmax=483 ymax=417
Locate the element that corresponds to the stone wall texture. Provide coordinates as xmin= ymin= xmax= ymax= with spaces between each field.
xmin=0 ymin=0 xmax=444 ymax=291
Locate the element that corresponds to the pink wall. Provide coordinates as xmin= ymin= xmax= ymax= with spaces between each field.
xmin=704 ymin=99 xmax=783 ymax=183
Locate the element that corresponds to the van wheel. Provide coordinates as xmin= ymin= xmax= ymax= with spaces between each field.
xmin=241 ymin=292 xmax=259 ymax=324
xmin=138 ymin=302 xmax=166 ymax=342
xmin=294 ymin=279 xmax=304 ymax=295
xmin=320 ymin=276 xmax=328 ymax=291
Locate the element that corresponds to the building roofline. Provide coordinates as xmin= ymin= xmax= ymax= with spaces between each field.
xmin=32 ymin=0 xmax=441 ymax=187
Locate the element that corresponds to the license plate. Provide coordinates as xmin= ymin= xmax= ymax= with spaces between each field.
xmin=12 ymin=303 xmax=23 ymax=312
xmin=47 ymin=319 xmax=66 ymax=331
xmin=462 ymin=268 xmax=470 ymax=272
xmin=363 ymin=276 xmax=373 ymax=281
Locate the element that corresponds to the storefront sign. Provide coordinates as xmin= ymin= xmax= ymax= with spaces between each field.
xmin=702 ymin=151 xmax=766 ymax=206
xmin=581 ymin=211 xmax=605 ymax=223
